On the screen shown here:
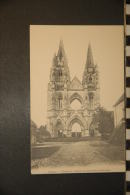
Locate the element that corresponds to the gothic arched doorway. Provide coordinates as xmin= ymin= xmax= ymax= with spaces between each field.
xmin=68 ymin=117 xmax=84 ymax=137
xmin=71 ymin=122 xmax=82 ymax=137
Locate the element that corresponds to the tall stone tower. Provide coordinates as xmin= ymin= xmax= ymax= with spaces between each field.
xmin=47 ymin=41 xmax=100 ymax=137
xmin=82 ymin=43 xmax=100 ymax=112
xmin=47 ymin=40 xmax=71 ymax=137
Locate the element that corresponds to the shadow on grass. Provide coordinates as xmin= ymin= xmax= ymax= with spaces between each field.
xmin=90 ymin=141 xmax=125 ymax=161
xmin=31 ymin=146 xmax=60 ymax=160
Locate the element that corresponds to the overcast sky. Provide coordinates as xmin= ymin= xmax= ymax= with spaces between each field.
xmin=30 ymin=25 xmax=124 ymax=127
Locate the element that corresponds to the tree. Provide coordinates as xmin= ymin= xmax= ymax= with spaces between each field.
xmin=109 ymin=120 xmax=125 ymax=146
xmin=38 ymin=125 xmax=51 ymax=141
xmin=91 ymin=107 xmax=114 ymax=138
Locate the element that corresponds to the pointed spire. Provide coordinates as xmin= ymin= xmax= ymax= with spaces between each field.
xmin=52 ymin=52 xmax=57 ymax=66
xmin=50 ymin=40 xmax=71 ymax=83
xmin=82 ymin=43 xmax=95 ymax=86
xmin=59 ymin=39 xmax=64 ymax=48
xmin=86 ymin=43 xmax=94 ymax=67
xmin=57 ymin=39 xmax=66 ymax=61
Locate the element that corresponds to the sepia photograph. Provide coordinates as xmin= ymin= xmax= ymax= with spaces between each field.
xmin=30 ymin=25 xmax=125 ymax=174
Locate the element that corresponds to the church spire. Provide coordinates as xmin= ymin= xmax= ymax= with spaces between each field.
xmin=50 ymin=40 xmax=70 ymax=85
xmin=86 ymin=43 xmax=94 ymax=68
xmin=57 ymin=40 xmax=70 ymax=81
xmin=57 ymin=39 xmax=67 ymax=62
xmin=82 ymin=43 xmax=96 ymax=87
xmin=52 ymin=52 xmax=57 ymax=66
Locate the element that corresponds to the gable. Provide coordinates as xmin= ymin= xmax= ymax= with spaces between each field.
xmin=69 ymin=76 xmax=83 ymax=90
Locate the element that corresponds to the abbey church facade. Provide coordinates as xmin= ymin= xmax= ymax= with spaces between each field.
xmin=47 ymin=40 xmax=100 ymax=137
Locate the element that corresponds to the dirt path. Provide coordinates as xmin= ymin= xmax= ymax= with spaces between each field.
xmin=42 ymin=141 xmax=107 ymax=166
xmin=31 ymin=140 xmax=125 ymax=173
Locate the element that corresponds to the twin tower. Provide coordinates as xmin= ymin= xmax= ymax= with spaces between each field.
xmin=47 ymin=40 xmax=100 ymax=137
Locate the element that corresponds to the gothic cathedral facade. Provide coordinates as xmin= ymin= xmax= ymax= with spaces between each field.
xmin=47 ymin=40 xmax=100 ymax=137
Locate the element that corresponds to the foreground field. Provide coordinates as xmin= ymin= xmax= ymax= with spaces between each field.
xmin=31 ymin=139 xmax=125 ymax=173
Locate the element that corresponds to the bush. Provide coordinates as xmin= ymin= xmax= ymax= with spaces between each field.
xmin=37 ymin=125 xmax=51 ymax=142
xmin=91 ymin=107 xmax=114 ymax=138
xmin=109 ymin=122 xmax=125 ymax=146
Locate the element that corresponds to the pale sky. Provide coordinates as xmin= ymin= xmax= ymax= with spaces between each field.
xmin=30 ymin=25 xmax=124 ymax=127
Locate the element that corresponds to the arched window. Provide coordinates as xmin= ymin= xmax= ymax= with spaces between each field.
xmin=89 ymin=75 xmax=92 ymax=82
xmin=56 ymin=69 xmax=62 ymax=81
xmin=57 ymin=93 xmax=63 ymax=109
xmin=89 ymin=93 xmax=94 ymax=109
xmin=70 ymin=99 xmax=81 ymax=110
xmin=59 ymin=69 xmax=62 ymax=77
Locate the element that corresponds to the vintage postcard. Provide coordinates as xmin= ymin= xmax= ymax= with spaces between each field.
xmin=30 ymin=25 xmax=125 ymax=174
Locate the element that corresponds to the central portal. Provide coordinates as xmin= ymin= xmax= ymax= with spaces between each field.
xmin=71 ymin=122 xmax=82 ymax=137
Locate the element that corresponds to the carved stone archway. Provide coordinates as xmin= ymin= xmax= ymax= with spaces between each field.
xmin=69 ymin=92 xmax=83 ymax=105
xmin=69 ymin=118 xmax=84 ymax=131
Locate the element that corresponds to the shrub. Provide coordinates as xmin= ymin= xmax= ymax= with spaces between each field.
xmin=109 ymin=122 xmax=125 ymax=146
xmin=91 ymin=107 xmax=114 ymax=138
